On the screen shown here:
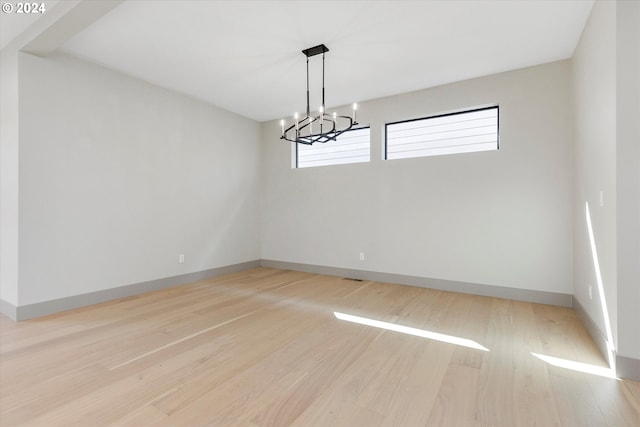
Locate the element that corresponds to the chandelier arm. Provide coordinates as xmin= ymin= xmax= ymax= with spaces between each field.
xmin=280 ymin=114 xmax=358 ymax=144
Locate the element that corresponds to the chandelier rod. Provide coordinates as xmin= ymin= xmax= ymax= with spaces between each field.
xmin=322 ymin=51 xmax=325 ymax=112
xmin=306 ymin=55 xmax=310 ymax=117
xmin=321 ymin=51 xmax=325 ymax=134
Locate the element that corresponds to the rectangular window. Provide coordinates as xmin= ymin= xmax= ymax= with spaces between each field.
xmin=297 ymin=127 xmax=370 ymax=168
xmin=385 ymin=106 xmax=499 ymax=160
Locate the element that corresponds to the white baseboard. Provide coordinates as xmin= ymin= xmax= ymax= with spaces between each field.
xmin=573 ymin=297 xmax=640 ymax=381
xmin=0 ymin=298 xmax=17 ymax=320
xmin=261 ymin=259 xmax=573 ymax=307
xmin=0 ymin=260 xmax=261 ymax=321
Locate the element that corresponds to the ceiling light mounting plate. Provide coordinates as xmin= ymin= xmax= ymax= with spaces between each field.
xmin=302 ymin=44 xmax=329 ymax=58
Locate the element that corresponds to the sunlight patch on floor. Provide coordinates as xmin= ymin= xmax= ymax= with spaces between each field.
xmin=333 ymin=311 xmax=489 ymax=351
xmin=532 ymin=352 xmax=618 ymax=379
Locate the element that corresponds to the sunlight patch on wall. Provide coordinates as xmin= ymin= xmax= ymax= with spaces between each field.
xmin=585 ymin=201 xmax=616 ymax=368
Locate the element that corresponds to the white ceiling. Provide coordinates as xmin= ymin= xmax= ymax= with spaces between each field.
xmin=0 ymin=0 xmax=60 ymax=49
xmin=16 ymin=1 xmax=595 ymax=122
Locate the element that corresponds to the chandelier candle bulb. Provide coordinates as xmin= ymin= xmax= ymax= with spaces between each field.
xmin=280 ymin=119 xmax=285 ymax=137
xmin=353 ymin=103 xmax=358 ymax=123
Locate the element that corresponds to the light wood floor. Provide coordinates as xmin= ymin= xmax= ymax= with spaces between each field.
xmin=1 ymin=268 xmax=639 ymax=426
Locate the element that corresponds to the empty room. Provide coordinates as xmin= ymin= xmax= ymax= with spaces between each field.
xmin=1 ymin=0 xmax=638 ymax=425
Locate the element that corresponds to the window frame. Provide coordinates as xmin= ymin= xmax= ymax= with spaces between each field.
xmin=384 ymin=105 xmax=499 ymax=160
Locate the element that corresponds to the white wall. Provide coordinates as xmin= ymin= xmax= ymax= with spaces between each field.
xmin=615 ymin=0 xmax=640 ymax=360
xmin=573 ymin=0 xmax=640 ymax=364
xmin=572 ymin=0 xmax=618 ymax=350
xmin=0 ymin=50 xmax=19 ymax=306
xmin=16 ymin=52 xmax=261 ymax=305
xmin=262 ymin=60 xmax=573 ymax=294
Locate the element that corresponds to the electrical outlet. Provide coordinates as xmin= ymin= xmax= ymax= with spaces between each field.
xmin=589 ymin=285 xmax=593 ymax=300
xmin=179 ymin=254 xmax=185 ymax=263
xmin=359 ymin=252 xmax=365 ymax=261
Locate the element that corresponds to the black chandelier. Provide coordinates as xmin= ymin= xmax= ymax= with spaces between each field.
xmin=280 ymin=44 xmax=358 ymax=145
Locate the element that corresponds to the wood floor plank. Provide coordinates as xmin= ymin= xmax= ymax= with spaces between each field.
xmin=510 ymin=300 xmax=563 ymax=426
xmin=1 ymin=267 xmax=638 ymax=426
xmin=425 ymin=364 xmax=481 ymax=426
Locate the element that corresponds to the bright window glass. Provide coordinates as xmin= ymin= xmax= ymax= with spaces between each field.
xmin=385 ymin=106 xmax=499 ymax=160
xmin=297 ymin=127 xmax=370 ymax=168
